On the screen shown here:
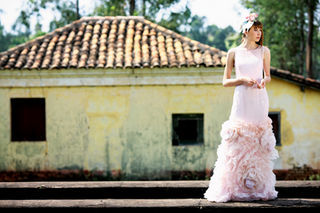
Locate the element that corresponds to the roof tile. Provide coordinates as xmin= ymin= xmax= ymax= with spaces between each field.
xmin=0 ymin=16 xmax=227 ymax=70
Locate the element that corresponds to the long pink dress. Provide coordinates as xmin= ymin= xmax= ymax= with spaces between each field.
xmin=204 ymin=45 xmax=279 ymax=202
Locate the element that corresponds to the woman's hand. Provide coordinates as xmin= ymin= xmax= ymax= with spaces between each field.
xmin=257 ymin=79 xmax=266 ymax=89
xmin=240 ymin=77 xmax=257 ymax=87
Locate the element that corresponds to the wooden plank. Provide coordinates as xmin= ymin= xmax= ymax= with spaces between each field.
xmin=0 ymin=198 xmax=319 ymax=208
xmin=0 ymin=181 xmax=319 ymax=189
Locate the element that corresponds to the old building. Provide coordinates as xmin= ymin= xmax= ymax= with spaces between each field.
xmin=0 ymin=16 xmax=319 ymax=180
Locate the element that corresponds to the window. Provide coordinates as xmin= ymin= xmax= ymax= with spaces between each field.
xmin=172 ymin=113 xmax=204 ymax=146
xmin=11 ymin=98 xmax=46 ymax=141
xmin=268 ymin=112 xmax=281 ymax=146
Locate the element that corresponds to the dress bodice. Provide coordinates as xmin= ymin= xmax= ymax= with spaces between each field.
xmin=228 ymin=45 xmax=269 ymax=124
xmin=234 ymin=45 xmax=264 ymax=81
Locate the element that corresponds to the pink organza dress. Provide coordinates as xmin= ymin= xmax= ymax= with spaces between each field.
xmin=204 ymin=45 xmax=279 ymax=202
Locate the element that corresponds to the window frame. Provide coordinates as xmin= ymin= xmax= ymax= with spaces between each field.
xmin=10 ymin=98 xmax=46 ymax=142
xmin=268 ymin=111 xmax=281 ymax=146
xmin=171 ymin=113 xmax=204 ymax=146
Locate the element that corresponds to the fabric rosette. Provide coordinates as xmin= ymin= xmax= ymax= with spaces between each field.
xmin=241 ymin=13 xmax=259 ymax=33
xmin=205 ymin=117 xmax=279 ymax=202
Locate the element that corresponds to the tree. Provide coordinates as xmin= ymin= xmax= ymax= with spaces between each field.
xmin=157 ymin=6 xmax=192 ymax=34
xmin=241 ymin=0 xmax=320 ymax=79
xmin=182 ymin=15 xmax=236 ymax=51
xmin=0 ymin=10 xmax=10 ymax=52
xmin=3 ymin=0 xmax=81 ymax=52
xmin=0 ymin=9 xmax=30 ymax=52
xmin=184 ymin=15 xmax=208 ymax=44
xmin=92 ymin=0 xmax=181 ymax=18
xmin=2 ymin=0 xmax=235 ymax=55
xmin=306 ymin=0 xmax=319 ymax=78
xmin=13 ymin=0 xmax=80 ymax=34
xmin=49 ymin=0 xmax=81 ymax=31
xmin=92 ymin=0 xmax=127 ymax=16
xmin=92 ymin=0 xmax=191 ymax=33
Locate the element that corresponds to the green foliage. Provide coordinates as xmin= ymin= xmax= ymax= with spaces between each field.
xmin=92 ymin=0 xmax=180 ymax=19
xmin=92 ymin=0 xmax=189 ymax=34
xmin=0 ymin=0 xmax=80 ymax=52
xmin=309 ymin=174 xmax=320 ymax=180
xmin=12 ymin=0 xmax=80 ymax=34
xmin=92 ymin=0 xmax=127 ymax=16
xmin=49 ymin=0 xmax=81 ymax=31
xmin=6 ymin=33 xmax=31 ymax=50
xmin=157 ymin=6 xmax=192 ymax=34
xmin=0 ymin=22 xmax=10 ymax=52
xmin=0 ymin=13 xmax=30 ymax=52
xmin=0 ymin=0 xmax=236 ymax=55
xmin=182 ymin=15 xmax=236 ymax=51
xmin=91 ymin=0 xmax=236 ymax=51
xmin=240 ymin=0 xmax=320 ymax=78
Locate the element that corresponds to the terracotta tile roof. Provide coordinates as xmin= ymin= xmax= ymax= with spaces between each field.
xmin=270 ymin=67 xmax=320 ymax=90
xmin=0 ymin=16 xmax=227 ymax=70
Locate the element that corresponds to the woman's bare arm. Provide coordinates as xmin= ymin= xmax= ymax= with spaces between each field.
xmin=263 ymin=46 xmax=271 ymax=83
xmin=257 ymin=46 xmax=271 ymax=89
xmin=222 ymin=49 xmax=256 ymax=87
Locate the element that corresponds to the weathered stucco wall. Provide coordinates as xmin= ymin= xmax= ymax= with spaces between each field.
xmin=0 ymin=83 xmax=234 ymax=179
xmin=268 ymin=77 xmax=320 ymax=170
xmin=0 ymin=70 xmax=319 ymax=180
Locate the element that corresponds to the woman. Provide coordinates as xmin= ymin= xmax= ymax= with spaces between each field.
xmin=204 ymin=13 xmax=279 ymax=202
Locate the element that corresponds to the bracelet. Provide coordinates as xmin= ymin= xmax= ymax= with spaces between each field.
xmin=264 ymin=76 xmax=271 ymax=81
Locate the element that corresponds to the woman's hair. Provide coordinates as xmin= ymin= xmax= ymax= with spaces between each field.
xmin=241 ymin=20 xmax=264 ymax=46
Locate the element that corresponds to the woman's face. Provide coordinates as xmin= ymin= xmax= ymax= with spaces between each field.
xmin=246 ymin=26 xmax=262 ymax=43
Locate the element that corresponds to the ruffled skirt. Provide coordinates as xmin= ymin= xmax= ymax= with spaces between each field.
xmin=204 ymin=117 xmax=279 ymax=202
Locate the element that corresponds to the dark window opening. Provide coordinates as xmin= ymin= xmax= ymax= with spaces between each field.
xmin=269 ymin=112 xmax=281 ymax=146
xmin=172 ymin=113 xmax=204 ymax=146
xmin=11 ymin=98 xmax=46 ymax=142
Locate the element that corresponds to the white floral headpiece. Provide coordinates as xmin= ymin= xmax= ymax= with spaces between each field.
xmin=241 ymin=13 xmax=259 ymax=33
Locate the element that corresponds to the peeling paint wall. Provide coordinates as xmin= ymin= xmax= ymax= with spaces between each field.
xmin=268 ymin=77 xmax=320 ymax=170
xmin=0 ymin=84 xmax=233 ymax=179
xmin=0 ymin=74 xmax=319 ymax=180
